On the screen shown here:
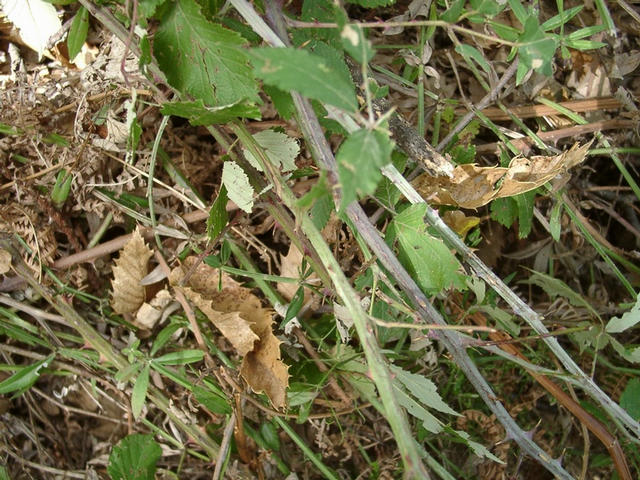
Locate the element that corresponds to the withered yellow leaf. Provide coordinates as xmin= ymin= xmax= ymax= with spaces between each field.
xmin=412 ymin=142 xmax=591 ymax=209
xmin=111 ymin=228 xmax=153 ymax=314
xmin=172 ymin=257 xmax=289 ymax=408
xmin=442 ymin=210 xmax=480 ymax=238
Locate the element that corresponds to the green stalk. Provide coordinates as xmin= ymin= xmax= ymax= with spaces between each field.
xmin=231 ymin=123 xmax=430 ymax=478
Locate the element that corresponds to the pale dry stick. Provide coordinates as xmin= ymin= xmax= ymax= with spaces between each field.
xmin=0 ymin=293 xmax=67 ymax=325
xmin=31 ymin=387 xmax=127 ymax=425
xmin=475 ymin=119 xmax=635 ymax=155
xmin=463 ymin=97 xmax=623 ymax=122
xmin=381 ymin=165 xmax=640 ymax=440
xmin=212 ymin=413 xmax=236 ymax=480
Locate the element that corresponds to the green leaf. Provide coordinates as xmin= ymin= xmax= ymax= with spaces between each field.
xmin=337 ymin=128 xmax=393 ymax=210
xmin=161 ymin=99 xmax=261 ymax=125
xmin=207 ymin=185 xmax=229 ymax=241
xmin=264 ymin=85 xmax=295 ymax=120
xmin=340 ymin=24 xmax=373 ymax=64
xmin=541 ymin=5 xmax=583 ymax=31
xmin=249 ymin=47 xmax=358 ymax=112
xmin=221 ymin=161 xmax=254 ymax=213
xmin=514 ymin=190 xmax=536 ymax=238
xmin=310 ymin=192 xmax=333 ymax=231
xmin=67 ymin=6 xmax=89 ymax=60
xmin=0 ymin=354 xmax=55 ymax=396
xmin=150 ymin=322 xmax=183 ymax=357
xmin=131 ymin=364 xmax=150 ymax=419
xmin=51 ymin=169 xmax=73 ymax=209
xmin=387 ymin=204 xmax=467 ymax=293
xmin=620 ymin=378 xmax=640 ymax=420
xmin=549 ymin=200 xmax=562 ymax=241
xmin=345 ymin=0 xmax=394 ymax=6
xmin=390 ymin=365 xmax=459 ymax=416
xmin=606 ymin=295 xmax=640 ymax=333
xmin=284 ymin=286 xmax=305 ymax=325
xmin=507 ymin=0 xmax=528 ymax=25
xmin=394 ymin=385 xmax=442 ymax=433
xmin=566 ymin=24 xmax=607 ymax=41
xmin=441 ymin=0 xmax=466 ymax=23
xmin=193 ymin=385 xmax=232 ymax=414
xmin=260 ymin=422 xmax=281 ymax=451
xmin=455 ymin=44 xmax=490 ymax=74
xmin=243 ymin=130 xmax=300 ymax=173
xmin=520 ymin=271 xmax=600 ymax=318
xmin=0 ymin=123 xmax=21 ymax=135
xmin=517 ymin=15 xmax=558 ymax=79
xmin=138 ymin=0 xmax=166 ymax=19
xmin=154 ymin=0 xmax=258 ymax=106
xmin=153 ymin=349 xmax=205 ymax=365
xmin=107 ymin=434 xmax=162 ymax=480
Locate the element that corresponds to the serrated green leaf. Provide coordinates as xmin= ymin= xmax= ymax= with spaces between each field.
xmin=154 ymin=0 xmax=258 ymax=106
xmin=249 ymin=47 xmax=358 ymax=112
xmin=340 ymin=24 xmax=373 ymax=64
xmin=514 ymin=190 xmax=536 ymax=238
xmin=391 ymin=365 xmax=459 ymax=416
xmin=455 ymin=429 xmax=505 ymax=463
xmin=67 ymin=6 xmax=88 ymax=60
xmin=337 ymin=128 xmax=393 ymax=210
xmin=0 ymin=354 xmax=54 ymax=396
xmin=206 ymin=185 xmax=229 ymax=241
xmin=620 ymin=378 xmax=640 ymax=420
xmin=108 ymin=434 xmax=162 ymax=480
xmin=131 ymin=364 xmax=150 ymax=419
xmin=491 ymin=197 xmax=517 ymax=228
xmin=310 ymin=193 xmax=333 ymax=231
xmin=243 ymin=130 xmax=300 ymax=173
xmin=152 ymin=349 xmax=205 ymax=365
xmin=161 ymin=99 xmax=261 ymax=125
xmin=394 ymin=385 xmax=442 ymax=433
xmin=388 ymin=204 xmax=466 ymax=293
xmin=520 ymin=271 xmax=600 ymax=318
xmin=606 ymin=295 xmax=640 ymax=333
xmin=222 ymin=161 xmax=254 ymax=213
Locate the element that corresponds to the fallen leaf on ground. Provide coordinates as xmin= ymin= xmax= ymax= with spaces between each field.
xmin=412 ymin=142 xmax=591 ymax=209
xmin=111 ymin=228 xmax=153 ymax=314
xmin=171 ymin=257 xmax=289 ymax=408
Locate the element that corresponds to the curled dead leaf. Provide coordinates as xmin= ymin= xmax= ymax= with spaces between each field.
xmin=111 ymin=228 xmax=153 ymax=314
xmin=442 ymin=211 xmax=480 ymax=238
xmin=412 ymin=142 xmax=592 ymax=209
xmin=172 ymin=258 xmax=289 ymax=408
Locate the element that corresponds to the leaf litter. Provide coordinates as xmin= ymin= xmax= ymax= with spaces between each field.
xmin=1 ymin=0 xmax=639 ymax=478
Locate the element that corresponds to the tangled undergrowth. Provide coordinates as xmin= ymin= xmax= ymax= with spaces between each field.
xmin=1 ymin=0 xmax=640 ymax=479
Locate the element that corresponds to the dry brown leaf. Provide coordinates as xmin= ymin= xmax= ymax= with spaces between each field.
xmin=277 ymin=243 xmax=317 ymax=306
xmin=412 ymin=142 xmax=591 ymax=209
xmin=442 ymin=211 xmax=480 ymax=238
xmin=111 ymin=228 xmax=153 ymax=314
xmin=135 ymin=288 xmax=173 ymax=330
xmin=172 ymin=258 xmax=289 ymax=408
xmin=0 ymin=249 xmax=11 ymax=275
